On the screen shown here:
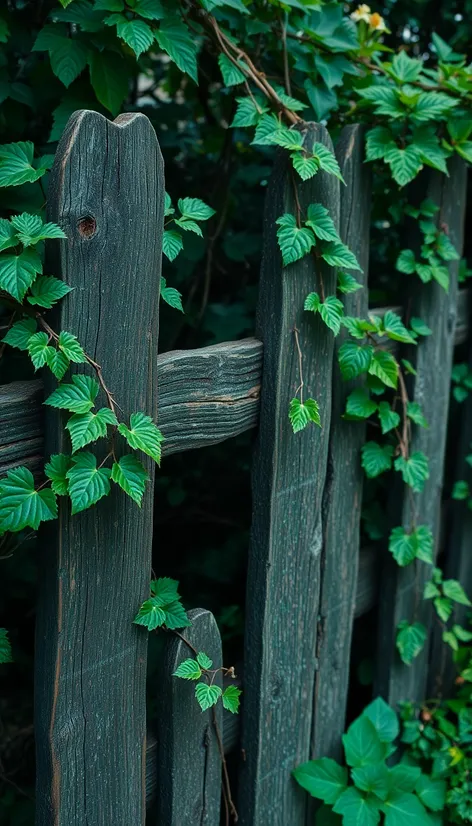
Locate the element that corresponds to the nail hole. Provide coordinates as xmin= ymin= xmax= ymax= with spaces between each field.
xmin=77 ymin=215 xmax=96 ymax=239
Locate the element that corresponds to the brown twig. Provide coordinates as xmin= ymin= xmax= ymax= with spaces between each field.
xmin=281 ymin=14 xmax=292 ymax=97
xmin=397 ymin=366 xmax=411 ymax=459
xmin=293 ymin=326 xmax=304 ymax=402
xmin=212 ymin=706 xmax=238 ymax=822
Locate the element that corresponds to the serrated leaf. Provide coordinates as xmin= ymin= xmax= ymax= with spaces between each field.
xmin=289 ymin=398 xmax=321 ymax=433
xmin=304 ymin=292 xmax=321 ymax=313
xmin=51 ymin=38 xmax=89 ymax=88
xmin=118 ymin=413 xmax=164 ymax=464
xmin=396 ymin=621 xmax=427 ymax=665
xmin=218 ymin=53 xmax=245 ymax=87
xmin=27 ymin=276 xmax=72 ymax=308
xmin=291 ymin=153 xmax=319 ymax=181
xmin=132 ymin=0 xmax=165 ymax=19
xmin=162 ymin=230 xmax=183 ymax=262
xmin=321 ymin=241 xmax=361 ymax=271
xmin=178 ymin=197 xmax=215 ymax=222
xmin=150 ymin=577 xmax=180 ymax=602
xmin=231 ymin=96 xmax=268 ymax=127
xmin=369 ymin=350 xmax=398 ymax=389
xmin=436 ymin=232 xmax=459 ymax=262
xmin=382 ymin=310 xmax=416 ymax=344
xmin=45 ymin=374 xmax=99 ymax=414
xmin=406 ymin=402 xmax=428 ymax=428
xmin=163 ymin=600 xmax=191 ymax=629
xmin=196 ymin=651 xmax=213 ymax=670
xmin=0 ymin=218 xmax=18 ymax=252
xmin=396 ymin=249 xmax=416 ymax=274
xmin=411 ymin=91 xmax=458 ymax=124
xmin=276 ymin=214 xmax=316 ymax=266
xmin=155 ymin=21 xmax=199 ymax=84
xmin=390 ymin=51 xmax=423 ymax=83
xmin=195 ymin=682 xmax=222 ymax=711
xmin=378 ymin=402 xmax=400 ymax=434
xmin=3 ymin=318 xmax=37 ymax=351
xmin=265 ymin=127 xmax=304 ymax=151
xmin=174 ymin=218 xmax=202 ymax=236
xmin=319 ymin=296 xmax=344 ymax=335
xmin=306 ymin=203 xmax=339 ymax=242
xmin=66 ymin=451 xmax=111 ymax=514
xmin=293 ymin=758 xmax=347 ymax=805
xmin=173 ymin=658 xmax=202 ymax=680
xmin=443 ymin=579 xmax=471 ymax=606
xmin=312 ymin=142 xmax=345 ymax=183
xmin=111 ymin=454 xmax=148 ymax=506
xmin=394 ymin=452 xmax=429 ymax=492
xmin=389 ymin=525 xmax=433 ymax=567
xmin=384 ymin=146 xmax=423 ymax=187
xmin=0 ymin=629 xmax=12 ymax=664
xmin=361 ymin=442 xmax=394 ymax=478
xmin=89 ymin=50 xmax=129 ymax=115
xmin=0 ymin=466 xmax=57 ymax=532
xmin=338 ymin=342 xmax=373 ymax=380
xmin=0 ymin=249 xmax=41 ymax=301
xmin=337 ymin=272 xmax=362 ymax=294
xmin=134 ymin=597 xmax=166 ymax=631
xmin=45 ymin=453 xmax=72 ymax=496
xmin=116 ymin=18 xmax=153 ymax=58
xmin=0 ymin=141 xmax=47 ymax=187
xmin=57 ymin=331 xmax=86 ymax=364
xmin=222 ymin=684 xmax=241 ymax=714
xmin=345 ymin=389 xmax=377 ymax=420
xmin=28 ymin=332 xmax=55 ymax=370
xmin=46 ymin=349 xmax=70 ymax=381
xmin=365 ymin=126 xmax=397 ymax=161
xmin=67 ymin=407 xmax=118 ymax=452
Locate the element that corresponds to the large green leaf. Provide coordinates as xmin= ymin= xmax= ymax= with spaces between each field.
xmin=155 ymin=21 xmax=198 ymax=84
xmin=384 ymin=146 xmax=423 ymax=187
xmin=333 ymin=786 xmax=381 ymax=826
xmin=293 ymin=758 xmax=347 ymax=805
xmin=381 ymin=790 xmax=432 ymax=826
xmin=66 ymin=407 xmax=118 ymax=452
xmin=28 ymin=276 xmax=72 ymax=308
xmin=134 ymin=597 xmax=166 ymax=630
xmin=58 ymin=331 xmax=86 ymax=363
xmin=116 ymin=18 xmax=154 ymax=58
xmin=0 ymin=249 xmax=42 ymax=301
xmin=319 ymin=296 xmax=344 ymax=335
xmin=0 ymin=466 xmax=57 ymax=532
xmin=382 ymin=310 xmax=416 ymax=344
xmin=345 ymin=389 xmax=377 ymax=420
xmin=389 ymin=525 xmax=433 ymax=567
xmin=3 ymin=318 xmax=37 ymax=350
xmin=66 ymin=451 xmax=112 ymax=514
xmin=306 ymin=203 xmax=339 ymax=242
xmin=218 ymin=53 xmax=245 ymax=87
xmin=118 ymin=413 xmax=164 ymax=464
xmin=111 ymin=454 xmax=149 ymax=505
xmin=343 ymin=715 xmax=387 ymax=768
xmin=338 ymin=342 xmax=373 ymax=380
xmin=45 ymin=374 xmax=99 ymax=414
xmin=368 ymin=351 xmax=398 ymax=390
xmin=276 ymin=213 xmax=316 ymax=266
xmin=178 ymin=197 xmax=215 ymax=222
xmin=321 ymin=241 xmax=361 ymax=271
xmin=195 ymin=682 xmax=222 ymax=711
xmin=173 ymin=658 xmax=202 ymax=680
xmin=0 ymin=141 xmax=48 ymax=187
xmin=89 ymin=50 xmax=129 ymax=115
xmin=27 ymin=332 xmax=55 ymax=370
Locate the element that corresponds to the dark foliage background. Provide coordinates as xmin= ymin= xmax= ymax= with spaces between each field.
xmin=0 ymin=0 xmax=470 ymax=822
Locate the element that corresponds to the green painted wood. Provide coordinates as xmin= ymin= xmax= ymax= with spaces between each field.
xmin=34 ymin=110 xmax=164 ymax=826
xmin=312 ymin=124 xmax=371 ymax=762
xmin=238 ymin=123 xmax=340 ymax=826
xmin=155 ymin=608 xmax=223 ymax=825
xmin=375 ymin=157 xmax=467 ymax=707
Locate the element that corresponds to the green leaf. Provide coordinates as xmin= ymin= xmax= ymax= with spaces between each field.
xmin=134 ymin=597 xmax=166 ymax=631
xmin=312 ymin=142 xmax=345 ymax=183
xmin=337 ymin=272 xmax=362 ymax=294
xmin=0 ymin=629 xmax=12 ymax=664
xmin=0 ymin=218 xmax=18 ymax=253
xmin=452 ymin=480 xmax=470 ymax=500
xmin=396 ymin=621 xmax=427 ymax=665
xmin=273 ymin=85 xmax=307 ymax=112
xmin=27 ymin=276 xmax=72 ymax=309
xmin=333 ymin=786 xmax=381 ymax=826
xmin=28 ymin=332 xmax=55 ymax=370
xmin=276 ymin=214 xmax=316 ymax=266
xmin=0 ymin=466 xmax=57 ymax=533
xmin=291 ymin=153 xmax=320 ymax=181
xmin=304 ymin=79 xmax=338 ymax=122
xmin=322 ymin=241 xmax=361 ymax=271
xmin=155 ymin=21 xmax=199 ymax=83
xmin=50 ymin=37 xmax=89 ymax=88
xmin=293 ymin=758 xmax=348 ymax=805
xmin=178 ymin=197 xmax=215 ymax=222
xmin=3 ymin=318 xmax=37 ymax=351
xmin=150 ymin=577 xmax=180 ymax=602
xmin=304 ymin=292 xmax=321 ymax=313
xmin=411 ymin=92 xmax=458 ymax=125
xmin=173 ymin=658 xmax=202 ymax=680
xmin=111 ymin=455 xmax=148 ymax=506
xmin=10 ymin=213 xmax=66 ymax=246
xmin=436 ymin=232 xmax=459 ymax=262
xmin=352 ymin=764 xmax=390 ymax=801
xmin=342 ymin=715 xmax=387 ymax=768
xmin=415 ymin=775 xmax=446 ymax=812
xmin=58 ymin=331 xmax=86 ymax=364
xmin=384 ymin=146 xmax=423 ymax=187
xmin=160 ymin=277 xmax=183 ymax=312
xmin=406 ymin=402 xmax=428 ymax=428
xmin=163 ymin=600 xmax=191 ymax=629
xmin=67 ymin=407 xmax=118 ymax=453
xmin=116 ymin=18 xmax=153 ymax=57
xmin=366 ymin=126 xmax=397 ymax=161
xmin=455 ymin=142 xmax=472 ymax=163
xmin=338 ymin=342 xmax=373 ymax=381
xmin=319 ymin=296 xmax=344 ymax=335
xmin=66 ymin=451 xmax=111 ymax=514
xmin=363 ymin=697 xmax=399 ymax=743
xmin=289 ymin=398 xmax=321 ymax=433
xmin=382 ymin=310 xmax=416 ymax=344
xmin=409 ymin=318 xmax=432 ymax=337
xmin=162 ymin=230 xmax=183 ymax=262
xmin=196 ymin=651 xmax=213 ymax=670
xmin=0 ymin=141 xmax=47 ymax=187
xmin=345 ymin=389 xmax=377 ymax=420
xmin=389 ymin=525 xmax=433 ymax=567
xmin=118 ymin=413 xmax=164 ymax=464
xmin=0 ymin=249 xmax=42 ymax=301
xmin=89 ymin=50 xmax=129 ymax=115
xmin=218 ymin=53 xmax=245 ymax=86
xmin=442 ymin=579 xmax=471 ymax=606
xmin=45 ymin=453 xmax=72 ymax=496
xmin=389 ymin=51 xmax=423 ymax=83
xmin=402 ymin=359 xmax=417 ymax=376
xmin=46 ymin=349 xmax=70 ymax=381
xmin=222 ymin=684 xmax=242 ymax=714
xmin=378 ymin=402 xmax=400 ymax=435
xmin=368 ymin=351 xmax=398 ymax=390
xmin=306 ymin=204 xmax=339 ymax=242
xmin=412 ymin=127 xmax=450 ymax=175
xmin=394 ymin=452 xmax=429 ymax=492
xmin=396 ymin=249 xmax=416 ymax=275
xmin=195 ymin=682 xmax=222 ymax=711
xmin=381 ymin=790 xmax=432 ymax=826
xmin=430 ymin=263 xmax=450 ymax=291
xmin=361 ymin=442 xmax=394 ymax=478
xmin=388 ymin=764 xmax=422 ymax=793
xmin=132 ymin=0 xmax=165 ymax=19
xmin=45 ymin=375 xmax=99 ymax=414
xmin=434 ymin=596 xmax=453 ymax=622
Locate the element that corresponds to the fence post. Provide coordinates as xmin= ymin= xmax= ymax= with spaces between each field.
xmin=311 ymin=124 xmax=371 ymax=762
xmin=155 ymin=608 xmax=223 ymax=825
xmin=34 ymin=110 xmax=164 ymax=825
xmin=238 ymin=123 xmax=339 ymax=826
xmin=375 ymin=158 xmax=467 ymax=706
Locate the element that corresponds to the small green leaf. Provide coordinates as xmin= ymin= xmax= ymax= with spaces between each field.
xmin=312 ymin=142 xmax=345 ymax=183
xmin=58 ymin=331 xmax=86 ymax=363
xmin=222 ymin=684 xmax=241 ymax=714
xmin=351 ymin=764 xmax=389 ymax=801
xmin=134 ymin=597 xmax=166 ymax=631
xmin=163 ymin=600 xmax=191 ymax=629
xmin=304 ymin=292 xmax=321 ymax=313
xmin=160 ymin=277 xmax=184 ymax=312
xmin=195 ymin=682 xmax=222 ymax=711
xmin=378 ymin=402 xmax=400 ymax=435
xmin=150 ymin=577 xmax=180 ymax=603
xmin=382 ymin=310 xmax=416 ymax=344
xmin=276 ymin=213 xmax=316 ymax=266
xmin=406 ymin=402 xmax=428 ymax=428
xmin=394 ymin=452 xmax=429 ymax=492
xmin=28 ymin=332 xmax=55 ymax=370
xmin=386 ymin=765 xmax=421 ymax=793
xmin=389 ymin=525 xmax=433 ymax=567
xmin=442 ymin=579 xmax=471 ymax=606
xmin=10 ymin=213 xmax=66 ymax=246
xmin=452 ymin=480 xmax=470 ymax=500
xmin=218 ymin=53 xmax=245 ymax=87
xmin=45 ymin=375 xmax=99 ymax=414
xmin=45 ymin=453 xmax=72 ymax=496
xmin=115 ymin=18 xmax=154 ymax=58
xmin=67 ymin=408 xmax=118 ymax=453
xmin=305 ymin=204 xmax=340 ymax=243
xmin=361 ymin=442 xmax=394 ymax=479
xmin=363 ymin=697 xmax=399 ymax=743
xmin=46 ymin=349 xmax=70 ymax=381
xmin=0 ymin=628 xmax=12 ymax=664
xmin=289 ymin=398 xmax=321 ymax=433
xmin=368 ymin=351 xmax=398 ymax=389
xmin=337 ymin=272 xmax=362 ymax=294
xmin=28 ymin=276 xmax=72 ymax=308
xmin=0 ymin=141 xmax=47 ymax=187
xmin=0 ymin=466 xmax=57 ymax=533
xmin=111 ymin=455 xmax=149 ymax=506
xmin=196 ymin=651 xmax=213 ymax=670
xmin=173 ymin=658 xmax=202 ymax=680
xmin=178 ymin=197 xmax=215 ymax=222
xmin=396 ymin=621 xmax=427 ymax=665
xmin=118 ymin=413 xmax=164 ymax=465
xmin=162 ymin=230 xmax=183 ymax=262
xmin=338 ymin=342 xmax=373 ymax=380
xmin=396 ymin=249 xmax=416 ymax=274
xmin=291 ymin=152 xmax=320 ymax=181
xmin=0 ymin=218 xmax=18 ymax=252
xmin=231 ymin=96 xmax=268 ymax=127
xmin=366 ymin=126 xmax=397 ymax=161
xmin=384 ymin=145 xmax=423 ymax=187
xmin=293 ymin=758 xmax=348 ymax=805
xmin=319 ymin=296 xmax=344 ymax=335
xmin=402 ymin=359 xmax=417 ymax=376
xmin=345 ymin=389 xmax=377 ymax=420
xmin=66 ymin=451 xmax=111 ymax=514
xmin=321 ymin=241 xmax=361 ymax=271
xmin=409 ymin=318 xmax=432 ymax=337
xmin=0 ymin=249 xmax=42 ymax=301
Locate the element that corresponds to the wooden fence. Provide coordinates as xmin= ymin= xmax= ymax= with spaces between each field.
xmin=0 ymin=111 xmax=469 ymax=825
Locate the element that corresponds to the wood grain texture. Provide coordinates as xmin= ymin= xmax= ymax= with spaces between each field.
xmin=155 ymin=608 xmax=223 ymax=825
xmin=238 ymin=124 xmax=339 ymax=826
xmin=312 ymin=125 xmax=371 ymax=762
xmin=0 ymin=380 xmax=43 ymax=476
xmin=34 ymin=111 xmax=163 ymax=826
xmin=375 ymin=158 xmax=467 ymax=707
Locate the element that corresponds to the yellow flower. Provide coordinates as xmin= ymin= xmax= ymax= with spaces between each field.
xmin=369 ymin=12 xmax=387 ymax=31
xmin=350 ymin=4 xmax=371 ymax=23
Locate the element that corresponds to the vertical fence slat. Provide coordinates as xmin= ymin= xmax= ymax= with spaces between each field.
xmin=375 ymin=158 xmax=467 ymax=706
xmin=35 ymin=111 xmax=163 ymax=825
xmin=156 ymin=608 xmax=223 ymax=825
xmin=238 ymin=123 xmax=339 ymax=826
xmin=311 ymin=125 xmax=371 ymax=761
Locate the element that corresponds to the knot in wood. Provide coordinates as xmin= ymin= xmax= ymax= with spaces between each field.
xmin=77 ymin=214 xmax=97 ymax=239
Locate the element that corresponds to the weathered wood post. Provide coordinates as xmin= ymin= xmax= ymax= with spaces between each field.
xmin=35 ymin=111 xmax=164 ymax=825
